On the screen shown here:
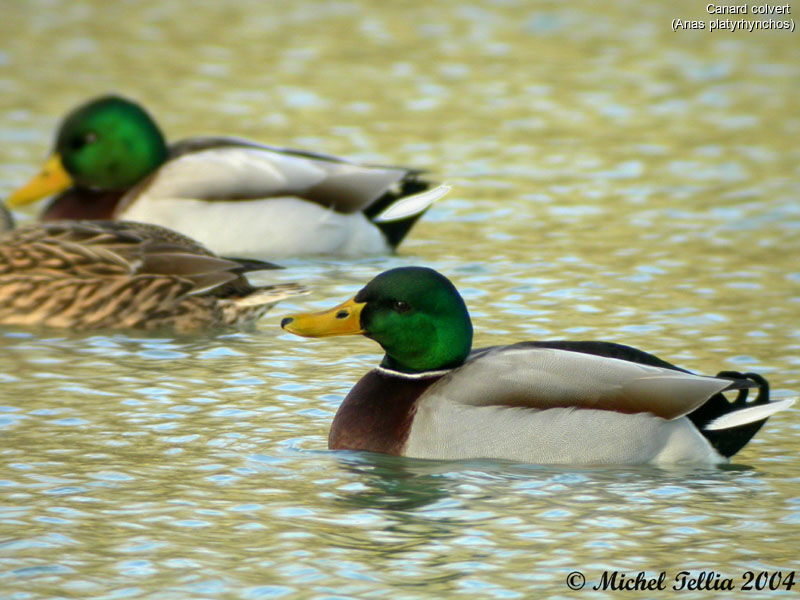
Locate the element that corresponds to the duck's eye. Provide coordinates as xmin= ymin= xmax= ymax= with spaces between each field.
xmin=70 ymin=131 xmax=97 ymax=150
xmin=393 ymin=300 xmax=411 ymax=313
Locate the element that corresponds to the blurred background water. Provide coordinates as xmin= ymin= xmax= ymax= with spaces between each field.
xmin=0 ymin=0 xmax=799 ymax=597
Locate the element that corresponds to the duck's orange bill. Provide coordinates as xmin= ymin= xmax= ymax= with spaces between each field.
xmin=281 ymin=296 xmax=365 ymax=337
xmin=7 ymin=154 xmax=74 ymax=207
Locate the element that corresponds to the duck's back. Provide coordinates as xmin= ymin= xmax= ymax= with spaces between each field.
xmin=115 ymin=138 xmax=440 ymax=258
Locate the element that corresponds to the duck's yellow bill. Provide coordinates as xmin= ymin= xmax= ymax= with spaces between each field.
xmin=7 ymin=154 xmax=74 ymax=207
xmin=281 ymin=297 xmax=365 ymax=337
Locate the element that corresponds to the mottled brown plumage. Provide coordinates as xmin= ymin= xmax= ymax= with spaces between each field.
xmin=0 ymin=220 xmax=306 ymax=332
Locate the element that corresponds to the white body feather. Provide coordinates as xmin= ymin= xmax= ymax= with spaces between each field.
xmin=117 ymin=146 xmax=443 ymax=258
xmin=397 ymin=347 xmax=792 ymax=465
xmin=404 ymin=403 xmax=721 ymax=464
xmin=122 ymin=195 xmax=389 ymax=258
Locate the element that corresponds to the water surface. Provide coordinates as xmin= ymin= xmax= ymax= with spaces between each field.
xmin=0 ymin=1 xmax=798 ymax=597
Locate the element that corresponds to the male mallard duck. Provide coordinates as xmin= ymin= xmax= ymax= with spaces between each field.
xmin=0 ymin=219 xmax=306 ymax=332
xmin=281 ymin=267 xmax=794 ymax=465
xmin=7 ymin=95 xmax=449 ymax=259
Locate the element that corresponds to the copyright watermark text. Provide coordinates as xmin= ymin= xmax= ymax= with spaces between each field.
xmin=565 ymin=570 xmax=796 ymax=592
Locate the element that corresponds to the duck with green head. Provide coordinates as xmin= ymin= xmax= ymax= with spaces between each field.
xmin=282 ymin=266 xmax=794 ymax=464
xmin=8 ymin=95 xmax=449 ymax=259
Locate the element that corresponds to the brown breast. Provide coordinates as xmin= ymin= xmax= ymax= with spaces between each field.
xmin=328 ymin=369 xmax=444 ymax=455
xmin=42 ymin=188 xmax=124 ymax=221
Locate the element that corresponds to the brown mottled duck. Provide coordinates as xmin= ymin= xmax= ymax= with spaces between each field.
xmin=0 ymin=217 xmax=306 ymax=332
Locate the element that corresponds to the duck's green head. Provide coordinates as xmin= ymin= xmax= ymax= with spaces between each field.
xmin=282 ymin=267 xmax=473 ymax=374
xmin=8 ymin=95 xmax=168 ymax=207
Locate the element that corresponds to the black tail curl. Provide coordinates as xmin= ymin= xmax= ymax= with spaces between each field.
xmin=512 ymin=341 xmax=777 ymax=459
xmin=688 ymin=371 xmax=771 ymax=458
xmin=363 ymin=174 xmax=432 ymax=249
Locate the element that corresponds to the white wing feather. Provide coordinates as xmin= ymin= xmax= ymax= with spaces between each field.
xmin=134 ymin=148 xmax=327 ymax=200
xmin=374 ymin=184 xmax=451 ymax=222
xmin=703 ymin=398 xmax=795 ymax=431
xmin=129 ymin=147 xmax=413 ymax=211
xmin=428 ymin=347 xmax=735 ymax=420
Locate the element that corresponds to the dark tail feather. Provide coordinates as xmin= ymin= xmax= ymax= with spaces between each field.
xmin=363 ymin=175 xmax=433 ymax=249
xmin=688 ymin=371 xmax=772 ymax=458
xmin=221 ymin=257 xmax=283 ymax=274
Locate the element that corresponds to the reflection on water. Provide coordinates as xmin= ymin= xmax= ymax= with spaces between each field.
xmin=1 ymin=0 xmax=799 ymax=597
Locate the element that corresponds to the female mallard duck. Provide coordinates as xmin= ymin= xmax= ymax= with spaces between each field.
xmin=0 ymin=217 xmax=306 ymax=332
xmin=281 ymin=266 xmax=794 ymax=465
xmin=7 ymin=95 xmax=449 ymax=259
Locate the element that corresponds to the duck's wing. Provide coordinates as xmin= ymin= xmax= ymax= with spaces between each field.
xmin=0 ymin=221 xmax=249 ymax=296
xmin=1 ymin=221 xmax=142 ymax=277
xmin=119 ymin=137 xmax=421 ymax=215
xmin=98 ymin=221 xmax=282 ymax=272
xmin=428 ymin=343 xmax=750 ymax=420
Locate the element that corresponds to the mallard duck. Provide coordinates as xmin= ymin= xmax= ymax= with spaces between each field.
xmin=0 ymin=219 xmax=306 ymax=332
xmin=7 ymin=95 xmax=449 ymax=259
xmin=281 ymin=266 xmax=794 ymax=465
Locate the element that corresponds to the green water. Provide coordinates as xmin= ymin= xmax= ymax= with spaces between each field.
xmin=0 ymin=1 xmax=798 ymax=598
